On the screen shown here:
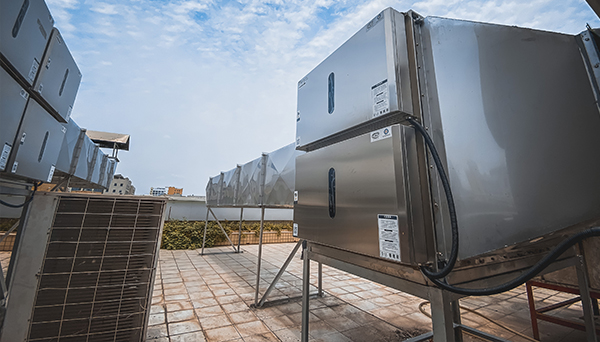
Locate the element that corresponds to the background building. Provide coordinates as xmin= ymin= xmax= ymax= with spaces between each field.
xmin=104 ymin=174 xmax=136 ymax=195
xmin=150 ymin=187 xmax=166 ymax=196
xmin=167 ymin=187 xmax=183 ymax=196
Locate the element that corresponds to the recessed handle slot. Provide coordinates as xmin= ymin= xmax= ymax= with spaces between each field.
xmin=328 ymin=167 xmax=336 ymax=218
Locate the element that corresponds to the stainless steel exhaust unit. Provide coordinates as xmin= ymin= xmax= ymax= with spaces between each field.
xmin=4 ymin=98 xmax=66 ymax=183
xmin=296 ymin=8 xmax=600 ymax=341
xmin=295 ymin=8 xmax=600 ymax=275
xmin=34 ymin=28 xmax=82 ymax=123
xmin=0 ymin=67 xmax=29 ymax=172
xmin=0 ymin=0 xmax=54 ymax=85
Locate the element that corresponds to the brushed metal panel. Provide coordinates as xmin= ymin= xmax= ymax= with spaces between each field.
xmin=206 ymin=175 xmax=221 ymax=206
xmin=73 ymin=137 xmax=97 ymax=182
xmin=220 ymin=167 xmax=240 ymax=206
xmin=0 ymin=67 xmax=28 ymax=171
xmin=295 ymin=8 xmax=413 ymax=150
xmin=0 ymin=0 xmax=54 ymax=85
xmin=34 ymin=28 xmax=82 ymax=122
xmin=7 ymin=98 xmax=65 ymax=183
xmin=295 ymin=125 xmax=422 ymax=264
xmin=237 ymin=156 xmax=265 ymax=206
xmin=54 ymin=118 xmax=82 ymax=175
xmin=263 ymin=143 xmax=302 ymax=207
xmin=419 ymin=17 xmax=600 ymax=259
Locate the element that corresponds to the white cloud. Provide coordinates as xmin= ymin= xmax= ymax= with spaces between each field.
xmin=46 ymin=0 xmax=600 ymax=194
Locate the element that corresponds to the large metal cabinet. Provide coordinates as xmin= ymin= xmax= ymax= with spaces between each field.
xmin=0 ymin=67 xmax=29 ymax=172
xmin=295 ymin=8 xmax=415 ymax=150
xmin=6 ymin=99 xmax=65 ymax=183
xmin=294 ymin=9 xmax=600 ymax=265
xmin=295 ymin=125 xmax=431 ymax=265
xmin=34 ymin=28 xmax=82 ymax=123
xmin=0 ymin=0 xmax=54 ymax=85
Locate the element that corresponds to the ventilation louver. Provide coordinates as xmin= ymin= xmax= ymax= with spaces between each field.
xmin=0 ymin=193 xmax=166 ymax=342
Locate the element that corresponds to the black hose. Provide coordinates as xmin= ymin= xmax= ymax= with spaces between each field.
xmin=428 ymin=227 xmax=600 ymax=296
xmin=407 ymin=117 xmax=459 ymax=280
xmin=408 ymin=116 xmax=600 ymax=296
xmin=0 ymin=182 xmax=40 ymax=208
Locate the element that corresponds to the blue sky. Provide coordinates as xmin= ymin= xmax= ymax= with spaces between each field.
xmin=45 ymin=0 xmax=600 ymax=195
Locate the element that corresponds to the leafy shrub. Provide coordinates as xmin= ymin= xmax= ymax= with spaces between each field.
xmin=161 ymin=220 xmax=293 ymax=250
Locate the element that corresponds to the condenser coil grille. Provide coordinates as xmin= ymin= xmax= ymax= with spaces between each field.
xmin=27 ymin=196 xmax=165 ymax=342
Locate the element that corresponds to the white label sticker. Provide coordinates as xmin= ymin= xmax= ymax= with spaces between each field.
xmin=47 ymin=165 xmax=56 ymax=182
xmin=293 ymin=223 xmax=299 ymax=237
xmin=372 ymin=79 xmax=390 ymax=118
xmin=370 ymin=126 xmax=392 ymax=143
xmin=11 ymin=161 xmax=18 ymax=173
xmin=378 ymin=214 xmax=400 ymax=261
xmin=0 ymin=143 xmax=11 ymax=171
xmin=20 ymin=89 xmax=29 ymax=100
xmin=294 ymin=191 xmax=298 ymax=203
xmin=28 ymin=59 xmax=39 ymax=82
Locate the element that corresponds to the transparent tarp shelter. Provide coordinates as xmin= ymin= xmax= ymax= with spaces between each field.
xmin=203 ymin=143 xmax=311 ymax=306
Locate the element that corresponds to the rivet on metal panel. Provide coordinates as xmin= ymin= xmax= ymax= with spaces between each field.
xmin=434 ymin=202 xmax=439 ymax=208
xmin=595 ymin=63 xmax=599 ymax=68
xmin=585 ymin=37 xmax=590 ymax=41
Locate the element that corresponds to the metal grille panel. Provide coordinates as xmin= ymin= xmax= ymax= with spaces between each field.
xmin=23 ymin=195 xmax=165 ymax=342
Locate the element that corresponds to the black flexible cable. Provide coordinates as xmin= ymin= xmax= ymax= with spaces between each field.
xmin=407 ymin=117 xmax=459 ymax=280
xmin=0 ymin=182 xmax=40 ymax=208
xmin=428 ymin=227 xmax=600 ymax=296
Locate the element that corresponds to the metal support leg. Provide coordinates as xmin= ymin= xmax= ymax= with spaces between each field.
xmin=6 ymin=199 xmax=31 ymax=286
xmin=257 ymin=240 xmax=303 ymax=307
xmin=318 ymin=262 xmax=323 ymax=297
xmin=254 ymin=207 xmax=265 ymax=306
xmin=209 ymin=208 xmax=237 ymax=253
xmin=575 ymin=252 xmax=598 ymax=342
xmin=237 ymin=208 xmax=244 ymax=253
xmin=429 ymin=288 xmax=456 ymax=342
xmin=200 ymin=209 xmax=209 ymax=255
xmin=301 ymin=241 xmax=310 ymax=342
xmin=451 ymin=300 xmax=463 ymax=342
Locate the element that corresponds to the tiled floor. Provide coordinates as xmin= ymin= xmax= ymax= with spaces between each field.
xmin=149 ymin=244 xmax=592 ymax=342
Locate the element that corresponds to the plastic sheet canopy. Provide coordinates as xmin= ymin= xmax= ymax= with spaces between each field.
xmin=206 ymin=143 xmax=303 ymax=208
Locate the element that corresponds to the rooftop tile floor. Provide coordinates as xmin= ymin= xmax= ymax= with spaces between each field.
xmin=149 ymin=243 xmax=592 ymax=342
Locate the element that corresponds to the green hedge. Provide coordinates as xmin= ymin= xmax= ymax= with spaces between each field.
xmin=161 ymin=220 xmax=293 ymax=250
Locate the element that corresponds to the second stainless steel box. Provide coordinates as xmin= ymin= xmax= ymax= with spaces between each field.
xmin=34 ymin=28 xmax=82 ymax=122
xmin=6 ymin=98 xmax=66 ymax=183
xmin=295 ymin=8 xmax=415 ymax=150
xmin=0 ymin=0 xmax=54 ymax=84
xmin=0 ymin=67 xmax=29 ymax=171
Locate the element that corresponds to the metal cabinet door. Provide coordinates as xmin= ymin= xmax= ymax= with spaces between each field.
xmin=34 ymin=28 xmax=82 ymax=123
xmin=0 ymin=0 xmax=54 ymax=85
xmin=294 ymin=124 xmax=429 ymax=265
xmin=295 ymin=8 xmax=413 ymax=150
xmin=7 ymin=99 xmax=65 ymax=182
xmin=0 ymin=68 xmax=29 ymax=171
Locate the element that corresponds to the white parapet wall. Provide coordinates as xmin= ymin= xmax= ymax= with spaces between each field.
xmin=165 ymin=195 xmax=293 ymax=221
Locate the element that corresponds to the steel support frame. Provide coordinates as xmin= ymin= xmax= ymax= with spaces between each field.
xmin=526 ymin=253 xmax=599 ymax=341
xmin=301 ymin=242 xmax=584 ymax=342
xmin=200 ymin=206 xmax=240 ymax=255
